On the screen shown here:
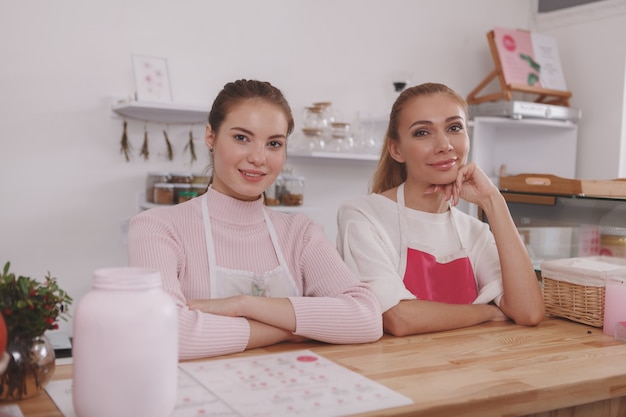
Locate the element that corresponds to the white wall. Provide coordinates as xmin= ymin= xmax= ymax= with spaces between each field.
xmin=0 ymin=0 xmax=550 ymax=336
xmin=534 ymin=0 xmax=626 ymax=179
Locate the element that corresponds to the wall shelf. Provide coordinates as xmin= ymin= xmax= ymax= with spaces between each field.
xmin=287 ymin=150 xmax=379 ymax=162
xmin=111 ymin=98 xmax=209 ymax=124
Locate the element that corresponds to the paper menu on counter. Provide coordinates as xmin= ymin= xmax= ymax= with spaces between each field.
xmin=45 ymin=370 xmax=236 ymax=417
xmin=45 ymin=349 xmax=412 ymax=417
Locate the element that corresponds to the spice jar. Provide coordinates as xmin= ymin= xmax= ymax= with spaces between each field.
xmin=72 ymin=267 xmax=178 ymax=417
xmin=191 ymin=182 xmax=209 ymax=197
xmin=600 ymin=227 xmax=626 ymax=258
xmin=153 ymin=183 xmax=175 ymax=205
xmin=173 ymin=183 xmax=196 ymax=204
xmin=265 ymin=176 xmax=283 ymax=206
xmin=281 ymin=175 xmax=305 ymax=206
xmin=191 ymin=174 xmax=210 ymax=184
xmin=145 ymin=172 xmax=170 ymax=203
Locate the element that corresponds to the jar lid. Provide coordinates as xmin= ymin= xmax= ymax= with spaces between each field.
xmin=179 ymin=191 xmax=198 ymax=197
xmin=170 ymin=172 xmax=193 ymax=177
xmin=313 ymin=101 xmax=332 ymax=108
xmin=154 ymin=182 xmax=174 ymax=188
xmin=92 ymin=267 xmax=162 ymax=290
xmin=172 ymin=183 xmax=192 ymax=188
xmin=302 ymin=127 xmax=323 ymax=136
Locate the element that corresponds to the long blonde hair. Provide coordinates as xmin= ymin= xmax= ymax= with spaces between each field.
xmin=370 ymin=82 xmax=468 ymax=194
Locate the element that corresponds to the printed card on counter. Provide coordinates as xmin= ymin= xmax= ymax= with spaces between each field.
xmin=46 ymin=349 xmax=412 ymax=417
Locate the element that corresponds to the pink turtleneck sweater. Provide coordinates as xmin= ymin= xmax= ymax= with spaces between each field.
xmin=128 ymin=187 xmax=382 ymax=359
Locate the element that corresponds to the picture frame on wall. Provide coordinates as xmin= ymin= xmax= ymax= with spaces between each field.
xmin=131 ymin=55 xmax=173 ymax=102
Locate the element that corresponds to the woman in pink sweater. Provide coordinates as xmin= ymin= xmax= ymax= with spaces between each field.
xmin=128 ymin=79 xmax=382 ymax=359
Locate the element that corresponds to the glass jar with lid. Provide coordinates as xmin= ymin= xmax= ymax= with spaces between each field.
xmin=313 ymin=101 xmax=345 ymax=129
xmin=281 ymin=175 xmax=305 ymax=206
xmin=301 ymin=128 xmax=325 ymax=151
xmin=265 ymin=176 xmax=283 ymax=206
xmin=146 ymin=172 xmax=170 ymax=203
xmin=600 ymin=227 xmax=626 ymax=258
xmin=191 ymin=182 xmax=209 ymax=197
xmin=302 ymin=106 xmax=327 ymax=130
xmin=191 ymin=174 xmax=210 ymax=184
xmin=329 ymin=122 xmax=354 ymax=152
xmin=153 ymin=183 xmax=175 ymax=205
xmin=173 ymin=183 xmax=196 ymax=204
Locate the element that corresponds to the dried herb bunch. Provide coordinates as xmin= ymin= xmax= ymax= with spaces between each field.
xmin=140 ymin=128 xmax=150 ymax=160
xmin=163 ymin=130 xmax=174 ymax=161
xmin=184 ymin=130 xmax=197 ymax=164
xmin=120 ymin=120 xmax=132 ymax=162
xmin=0 ymin=262 xmax=72 ymax=342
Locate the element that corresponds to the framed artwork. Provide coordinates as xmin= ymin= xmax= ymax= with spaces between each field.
xmin=131 ymin=55 xmax=173 ymax=102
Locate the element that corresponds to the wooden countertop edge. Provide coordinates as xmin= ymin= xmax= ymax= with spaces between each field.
xmin=22 ymin=318 xmax=626 ymax=417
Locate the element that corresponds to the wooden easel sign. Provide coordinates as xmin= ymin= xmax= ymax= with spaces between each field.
xmin=467 ymin=27 xmax=572 ymax=106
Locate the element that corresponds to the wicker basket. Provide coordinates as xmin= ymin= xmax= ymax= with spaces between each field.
xmin=541 ymin=256 xmax=626 ymax=327
xmin=542 ymin=276 xmax=606 ymax=327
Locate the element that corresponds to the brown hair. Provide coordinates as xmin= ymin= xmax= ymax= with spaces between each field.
xmin=370 ymin=82 xmax=468 ymax=194
xmin=205 ymin=79 xmax=294 ymax=184
xmin=208 ymin=79 xmax=294 ymax=136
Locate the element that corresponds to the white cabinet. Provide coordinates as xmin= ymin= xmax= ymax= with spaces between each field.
xmin=465 ymin=116 xmax=579 ymax=218
xmin=469 ymin=116 xmax=578 ymax=182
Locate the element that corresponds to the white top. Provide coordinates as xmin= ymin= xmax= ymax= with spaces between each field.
xmin=337 ymin=193 xmax=504 ymax=312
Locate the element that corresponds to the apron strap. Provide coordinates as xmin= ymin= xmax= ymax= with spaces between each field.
xmin=201 ymin=192 xmax=300 ymax=297
xmin=201 ymin=193 xmax=219 ymax=297
xmin=396 ymin=183 xmax=466 ymax=250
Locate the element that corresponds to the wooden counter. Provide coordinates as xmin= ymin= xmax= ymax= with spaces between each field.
xmin=14 ymin=317 xmax=626 ymax=417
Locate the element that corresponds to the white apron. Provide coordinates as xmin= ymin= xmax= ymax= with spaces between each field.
xmin=201 ymin=194 xmax=300 ymax=298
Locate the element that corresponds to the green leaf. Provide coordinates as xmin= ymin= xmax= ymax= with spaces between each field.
xmin=17 ymin=276 xmax=30 ymax=295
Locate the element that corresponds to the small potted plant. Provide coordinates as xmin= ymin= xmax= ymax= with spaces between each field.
xmin=0 ymin=261 xmax=72 ymax=401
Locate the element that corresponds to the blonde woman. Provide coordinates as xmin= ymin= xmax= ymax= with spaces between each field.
xmin=337 ymin=82 xmax=544 ymax=336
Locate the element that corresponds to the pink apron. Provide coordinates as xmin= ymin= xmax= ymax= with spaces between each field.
xmin=397 ymin=184 xmax=478 ymax=304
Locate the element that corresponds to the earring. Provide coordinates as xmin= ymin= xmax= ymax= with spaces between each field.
xmin=209 ymin=147 xmax=214 ymax=153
